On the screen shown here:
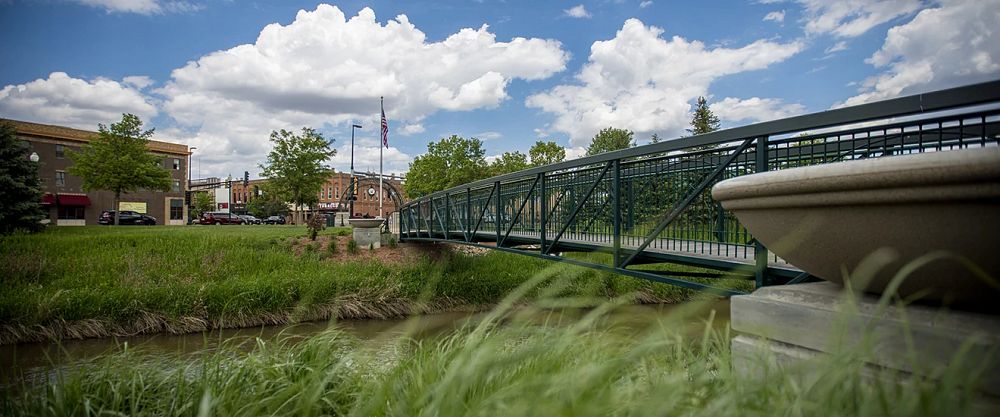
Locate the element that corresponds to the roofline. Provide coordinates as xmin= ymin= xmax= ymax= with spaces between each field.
xmin=3 ymin=118 xmax=189 ymax=155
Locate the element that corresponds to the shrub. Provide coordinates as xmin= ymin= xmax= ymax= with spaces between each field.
xmin=347 ymin=239 xmax=359 ymax=254
xmin=306 ymin=214 xmax=326 ymax=241
xmin=326 ymin=239 xmax=338 ymax=256
xmin=387 ymin=236 xmax=398 ymax=248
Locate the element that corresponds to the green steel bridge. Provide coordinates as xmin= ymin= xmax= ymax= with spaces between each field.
xmin=397 ymin=81 xmax=1000 ymax=296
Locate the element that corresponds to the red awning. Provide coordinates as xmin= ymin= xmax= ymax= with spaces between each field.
xmin=41 ymin=193 xmax=55 ymax=205
xmin=57 ymin=194 xmax=91 ymax=206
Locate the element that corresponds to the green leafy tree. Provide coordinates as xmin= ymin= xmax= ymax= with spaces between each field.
xmin=490 ymin=151 xmax=530 ymax=176
xmin=246 ymin=184 xmax=289 ymax=219
xmin=586 ymin=127 xmax=635 ymax=156
xmin=528 ymin=141 xmax=566 ymax=166
xmin=0 ymin=122 xmax=46 ymax=234
xmin=259 ymin=127 xmax=335 ymax=225
xmin=650 ymin=133 xmax=661 ymax=144
xmin=405 ymin=135 xmax=488 ymax=198
xmin=190 ymin=191 xmax=214 ymax=220
xmin=67 ymin=114 xmax=171 ymax=225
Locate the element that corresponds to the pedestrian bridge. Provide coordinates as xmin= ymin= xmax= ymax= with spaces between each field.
xmin=397 ymin=81 xmax=1000 ymax=295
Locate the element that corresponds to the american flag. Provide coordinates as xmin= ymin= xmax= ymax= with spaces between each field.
xmin=380 ymin=101 xmax=389 ymax=149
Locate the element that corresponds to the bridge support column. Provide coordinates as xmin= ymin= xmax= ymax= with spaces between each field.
xmin=612 ymin=159 xmax=621 ymax=266
xmin=731 ymin=281 xmax=1000 ymax=413
xmin=754 ymin=136 xmax=770 ymax=287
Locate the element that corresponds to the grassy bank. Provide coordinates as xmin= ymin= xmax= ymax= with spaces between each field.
xmin=0 ymin=291 xmax=989 ymax=417
xmin=0 ymin=226 xmax=749 ymax=344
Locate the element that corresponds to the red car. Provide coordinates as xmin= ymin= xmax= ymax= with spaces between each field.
xmin=199 ymin=211 xmax=245 ymax=225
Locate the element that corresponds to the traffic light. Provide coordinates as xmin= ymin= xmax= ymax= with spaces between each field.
xmin=243 ymin=171 xmax=249 ymax=187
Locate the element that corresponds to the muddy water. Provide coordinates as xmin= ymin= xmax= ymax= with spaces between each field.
xmin=0 ymin=300 xmax=729 ymax=385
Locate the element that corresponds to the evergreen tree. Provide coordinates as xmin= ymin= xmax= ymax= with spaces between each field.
xmin=0 ymin=122 xmax=46 ymax=234
xmin=67 ymin=114 xmax=172 ymax=225
xmin=687 ymin=97 xmax=722 ymax=151
xmin=650 ymin=133 xmax=661 ymax=144
xmin=688 ymin=96 xmax=721 ymax=136
xmin=528 ymin=141 xmax=566 ymax=166
xmin=586 ymin=127 xmax=634 ymax=156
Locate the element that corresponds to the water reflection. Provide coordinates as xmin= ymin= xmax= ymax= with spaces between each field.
xmin=0 ymin=299 xmax=729 ymax=386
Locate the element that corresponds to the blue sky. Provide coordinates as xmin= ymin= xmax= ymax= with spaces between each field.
xmin=1 ymin=0 xmax=997 ymax=179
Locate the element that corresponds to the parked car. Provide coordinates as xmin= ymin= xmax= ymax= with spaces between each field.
xmin=199 ymin=211 xmax=245 ymax=225
xmin=264 ymin=215 xmax=286 ymax=225
xmin=239 ymin=215 xmax=262 ymax=225
xmin=99 ymin=210 xmax=157 ymax=225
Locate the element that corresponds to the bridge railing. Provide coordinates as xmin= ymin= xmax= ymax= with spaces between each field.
xmin=399 ymin=81 xmax=1000 ymax=294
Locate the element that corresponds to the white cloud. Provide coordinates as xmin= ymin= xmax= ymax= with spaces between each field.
xmin=475 ymin=131 xmax=502 ymax=140
xmin=840 ymin=0 xmax=1000 ymax=107
xmin=526 ymin=19 xmax=803 ymax=146
xmin=564 ymin=146 xmax=588 ymax=160
xmin=330 ymin=138 xmax=411 ymax=176
xmin=824 ymin=41 xmax=848 ymax=53
xmin=73 ymin=0 xmax=202 ymax=15
xmin=564 ymin=5 xmax=591 ymax=18
xmin=157 ymin=4 xmax=568 ymax=177
xmin=712 ymin=97 xmax=806 ymax=123
xmin=400 ymin=123 xmax=425 ymax=135
xmin=763 ymin=10 xmax=786 ymax=22
xmin=0 ymin=72 xmax=158 ymax=129
xmin=122 ymin=75 xmax=155 ymax=89
xmin=796 ymin=0 xmax=925 ymax=38
xmin=640 ymin=1 xmax=654 ymax=8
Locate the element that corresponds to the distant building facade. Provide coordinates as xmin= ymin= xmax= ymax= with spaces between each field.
xmin=6 ymin=119 xmax=190 ymax=226
xmin=229 ymin=172 xmax=405 ymax=218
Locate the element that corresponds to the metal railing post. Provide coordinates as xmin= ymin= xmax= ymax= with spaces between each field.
xmin=466 ymin=188 xmax=472 ymax=241
xmin=755 ymin=136 xmax=769 ymax=287
xmin=495 ymin=181 xmax=502 ymax=245
xmin=612 ymin=159 xmax=621 ymax=267
xmin=444 ymin=192 xmax=450 ymax=239
xmin=539 ymin=173 xmax=546 ymax=254
xmin=429 ymin=198 xmax=434 ymax=238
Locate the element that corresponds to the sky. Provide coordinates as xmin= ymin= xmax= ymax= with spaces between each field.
xmin=1 ymin=0 xmax=998 ymax=180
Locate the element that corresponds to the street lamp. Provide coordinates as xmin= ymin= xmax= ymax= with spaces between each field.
xmin=188 ymin=147 xmax=197 ymax=189
xmin=29 ymin=152 xmax=39 ymax=162
xmin=350 ymin=124 xmax=362 ymax=218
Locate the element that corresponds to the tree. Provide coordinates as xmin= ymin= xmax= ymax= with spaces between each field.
xmin=0 ymin=122 xmax=46 ymax=234
xmin=687 ymin=96 xmax=721 ymax=151
xmin=687 ymin=96 xmax=721 ymax=135
xmin=528 ymin=141 xmax=565 ymax=166
xmin=246 ymin=184 xmax=289 ymax=219
xmin=586 ymin=127 xmax=634 ymax=156
xmin=259 ymin=127 xmax=335 ymax=225
xmin=405 ymin=135 xmax=488 ymax=198
xmin=190 ymin=191 xmax=214 ymax=220
xmin=650 ymin=133 xmax=662 ymax=144
xmin=67 ymin=114 xmax=171 ymax=226
xmin=490 ymin=151 xmax=530 ymax=176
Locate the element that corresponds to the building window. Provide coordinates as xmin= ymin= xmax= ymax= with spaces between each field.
xmin=170 ymin=199 xmax=184 ymax=220
xmin=172 ymin=158 xmax=181 ymax=170
xmin=172 ymin=180 xmax=181 ymax=192
xmin=58 ymin=205 xmax=85 ymax=220
xmin=55 ymin=144 xmax=65 ymax=158
xmin=55 ymin=171 xmax=66 ymax=186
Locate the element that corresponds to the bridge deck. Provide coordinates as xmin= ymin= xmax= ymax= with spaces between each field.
xmin=406 ymin=228 xmax=802 ymax=275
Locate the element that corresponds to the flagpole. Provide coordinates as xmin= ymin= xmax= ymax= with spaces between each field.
xmin=379 ymin=96 xmax=384 ymax=219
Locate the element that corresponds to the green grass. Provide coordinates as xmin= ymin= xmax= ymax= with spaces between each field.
xmin=0 ymin=226 xmax=750 ymax=343
xmin=0 ymin=286 xmax=989 ymax=417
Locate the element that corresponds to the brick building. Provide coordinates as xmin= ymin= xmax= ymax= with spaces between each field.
xmin=230 ymin=172 xmax=405 ymax=218
xmin=6 ymin=119 xmax=190 ymax=226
